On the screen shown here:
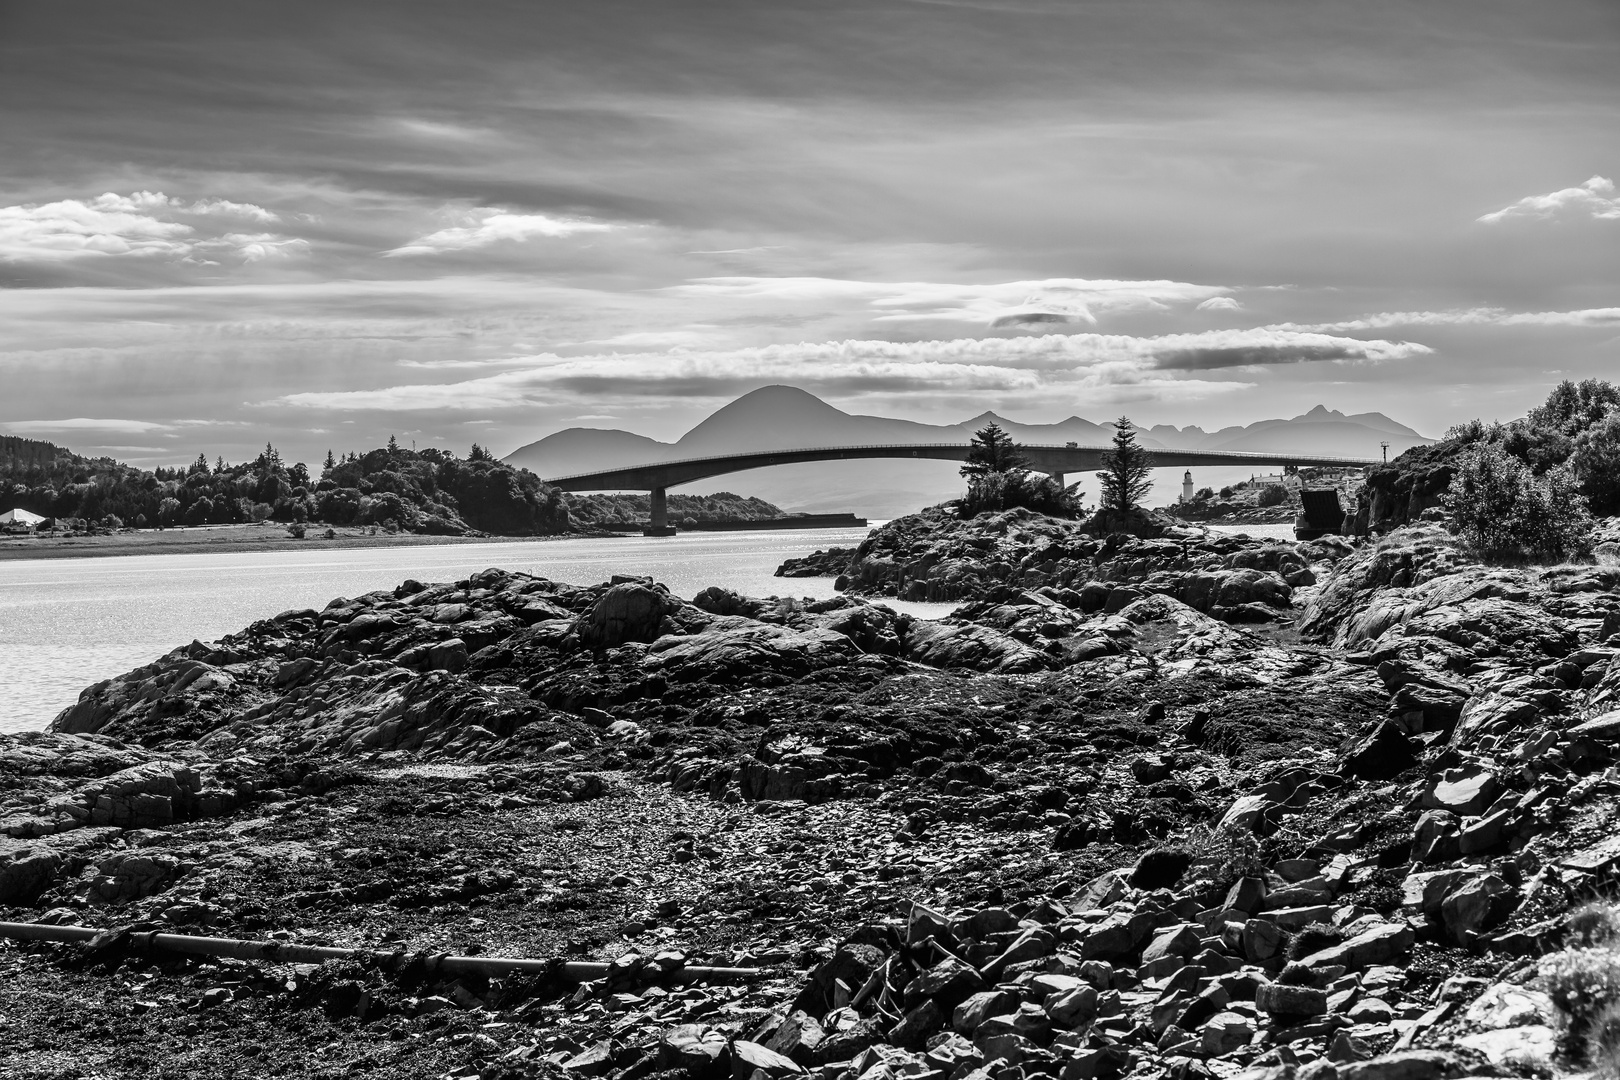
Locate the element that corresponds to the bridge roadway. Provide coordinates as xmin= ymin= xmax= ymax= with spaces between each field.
xmin=542 ymin=443 xmax=1379 ymax=534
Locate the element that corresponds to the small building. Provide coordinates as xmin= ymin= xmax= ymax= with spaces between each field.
xmin=1180 ymin=470 xmax=1194 ymax=503
xmin=0 ymin=508 xmax=45 ymax=531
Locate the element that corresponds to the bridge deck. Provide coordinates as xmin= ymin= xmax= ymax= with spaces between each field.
xmin=542 ymin=442 xmax=1378 ymax=492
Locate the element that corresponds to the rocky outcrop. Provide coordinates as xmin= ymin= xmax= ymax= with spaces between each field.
xmin=8 ymin=511 xmax=1620 ymax=1080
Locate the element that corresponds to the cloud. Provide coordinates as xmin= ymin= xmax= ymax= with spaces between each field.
xmin=569 ymin=329 xmax=718 ymax=349
xmin=1477 ymin=176 xmax=1620 ymax=224
xmin=268 ymin=327 xmax=1424 ymax=412
xmin=0 ymin=191 xmax=304 ymax=265
xmin=0 ymin=192 xmax=195 ymax=261
xmin=2 ymin=417 xmax=171 ymax=435
xmin=1196 ymin=296 xmax=1242 ymax=312
xmin=1267 ymin=307 xmax=1620 ymax=332
xmin=384 ymin=209 xmax=620 ymax=256
xmin=186 ymin=199 xmax=279 ymax=223
xmin=668 ymin=276 xmax=1231 ymax=329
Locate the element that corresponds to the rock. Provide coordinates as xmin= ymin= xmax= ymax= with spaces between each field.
xmin=731 ymin=1040 xmax=804 ymax=1080
xmin=889 ymin=999 xmax=944 ymax=1048
xmin=1422 ymin=768 xmax=1500 ymax=817
xmin=1342 ymin=721 xmax=1420 ymax=781
xmin=0 ymin=846 xmax=64 ymax=903
xmin=1300 ymin=923 xmax=1414 ymax=970
xmin=904 ymin=955 xmax=984 ymax=1010
xmin=955 ymin=990 xmax=1020 ymax=1035
xmin=562 ymin=1041 xmax=615 ymax=1076
xmin=761 ymin=1012 xmax=825 ymax=1065
xmin=1130 ymin=754 xmax=1172 ymax=784
xmin=1130 ymin=849 xmax=1193 ymax=890
xmin=1439 ymin=874 xmax=1515 ymax=944
xmin=1140 ymin=924 xmax=1202 ymax=965
xmin=1200 ymin=1012 xmax=1256 ymax=1055
xmin=1256 ymin=983 xmax=1327 ymax=1018
xmin=903 ymin=621 xmax=1051 ymax=674
xmin=1219 ymin=794 xmax=1270 ymax=832
xmin=578 ymin=583 xmax=674 ymax=649
xmin=1336 ymin=1051 xmax=1457 ymax=1080
xmin=661 ymin=1025 xmax=730 ymax=1076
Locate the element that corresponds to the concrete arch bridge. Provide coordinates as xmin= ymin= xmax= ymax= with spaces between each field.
xmin=543 ymin=443 xmax=1378 ymax=534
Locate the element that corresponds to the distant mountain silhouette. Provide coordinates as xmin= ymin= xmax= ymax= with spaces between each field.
xmin=505 ymin=385 xmax=1432 ymax=517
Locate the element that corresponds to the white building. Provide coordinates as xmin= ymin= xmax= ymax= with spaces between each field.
xmin=0 ymin=508 xmax=45 ymax=530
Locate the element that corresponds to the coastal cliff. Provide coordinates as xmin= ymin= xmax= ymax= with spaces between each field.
xmin=3 ymin=508 xmax=1620 ymax=1079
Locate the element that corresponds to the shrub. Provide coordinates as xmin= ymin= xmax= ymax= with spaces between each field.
xmin=285 ymin=522 xmax=307 ymax=538
xmin=1542 ymin=945 xmax=1620 ymax=1055
xmin=1182 ymin=824 xmax=1265 ymax=893
xmin=961 ymin=471 xmax=1079 ymax=518
xmin=1257 ymin=485 xmax=1289 ymax=508
xmin=1445 ymin=444 xmax=1593 ymax=561
xmin=1219 ymin=486 xmax=1233 ymax=499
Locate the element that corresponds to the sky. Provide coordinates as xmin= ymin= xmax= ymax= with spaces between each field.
xmin=1 ymin=0 xmax=1618 ymax=469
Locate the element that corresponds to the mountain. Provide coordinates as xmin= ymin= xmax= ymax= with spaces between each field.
xmin=502 ymin=386 xmax=1432 ymax=518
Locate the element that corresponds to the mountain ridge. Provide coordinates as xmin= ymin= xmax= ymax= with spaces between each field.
xmin=503 ymin=385 xmax=1433 ymax=516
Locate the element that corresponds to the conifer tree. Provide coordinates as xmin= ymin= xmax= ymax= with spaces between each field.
xmin=960 ymin=422 xmax=1029 ymax=479
xmin=1097 ymin=416 xmax=1154 ymax=512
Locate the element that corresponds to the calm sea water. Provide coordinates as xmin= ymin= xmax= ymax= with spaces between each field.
xmin=0 ymin=527 xmax=957 ymax=734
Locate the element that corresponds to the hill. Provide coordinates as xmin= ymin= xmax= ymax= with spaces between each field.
xmin=503 ymin=385 xmax=1432 ymax=517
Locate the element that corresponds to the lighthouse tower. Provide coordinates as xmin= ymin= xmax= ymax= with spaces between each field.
xmin=1181 ymin=470 xmax=1194 ymax=503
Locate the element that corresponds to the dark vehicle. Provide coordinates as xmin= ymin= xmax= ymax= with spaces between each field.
xmin=1294 ymin=488 xmax=1344 ymax=540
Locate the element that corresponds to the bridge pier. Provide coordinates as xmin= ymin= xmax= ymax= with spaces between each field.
xmin=643 ymin=486 xmax=677 ymax=537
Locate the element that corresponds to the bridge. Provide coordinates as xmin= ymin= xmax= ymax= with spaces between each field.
xmin=543 ymin=443 xmax=1379 ymax=534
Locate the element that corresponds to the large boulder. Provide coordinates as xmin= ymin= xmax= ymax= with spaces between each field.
xmin=577 ymin=583 xmax=677 ymax=649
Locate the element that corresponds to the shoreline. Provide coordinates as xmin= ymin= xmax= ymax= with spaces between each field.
xmin=0 ymin=524 xmax=594 ymax=562
xmin=0 ymin=519 xmax=879 ymax=563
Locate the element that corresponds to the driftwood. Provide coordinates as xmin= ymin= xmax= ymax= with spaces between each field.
xmin=0 ymin=921 xmax=762 ymax=983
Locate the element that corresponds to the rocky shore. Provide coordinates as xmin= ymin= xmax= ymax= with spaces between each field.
xmin=4 ymin=506 xmax=1620 ymax=1080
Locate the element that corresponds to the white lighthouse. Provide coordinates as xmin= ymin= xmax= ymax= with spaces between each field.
xmin=1181 ymin=470 xmax=1194 ymax=503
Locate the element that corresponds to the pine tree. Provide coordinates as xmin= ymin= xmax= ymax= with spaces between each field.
xmin=469 ymin=443 xmax=493 ymax=462
xmin=323 ymin=449 xmax=336 ymax=476
xmin=1097 ymin=416 xmax=1154 ymax=512
xmin=960 ymin=422 xmax=1029 ymax=479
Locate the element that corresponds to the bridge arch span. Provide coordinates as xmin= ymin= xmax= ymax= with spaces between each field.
xmin=541 ymin=443 xmax=1377 ymax=533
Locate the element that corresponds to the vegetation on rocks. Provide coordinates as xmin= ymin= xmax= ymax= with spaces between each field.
xmin=959 ymin=423 xmax=1080 ymax=519
xmin=1353 ymin=378 xmax=1620 ymax=534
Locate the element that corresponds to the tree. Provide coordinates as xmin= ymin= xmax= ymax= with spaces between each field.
xmin=960 ymin=422 xmax=1029 ymax=479
xmin=322 ymin=449 xmax=337 ymax=477
xmin=1572 ymin=410 xmax=1620 ymax=516
xmin=469 ymin=442 xmax=494 ymax=462
xmin=1096 ymin=417 xmax=1154 ymax=513
xmin=1444 ymin=444 xmax=1592 ymax=561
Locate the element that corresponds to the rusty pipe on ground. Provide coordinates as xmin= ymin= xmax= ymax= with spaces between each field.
xmin=0 ymin=921 xmax=761 ymax=983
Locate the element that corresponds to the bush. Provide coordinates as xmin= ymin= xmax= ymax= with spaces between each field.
xmin=1542 ymin=945 xmax=1620 ymax=1056
xmin=1257 ymin=484 xmax=1289 ymax=508
xmin=1444 ymin=444 xmax=1593 ymax=561
xmin=285 ymin=522 xmax=306 ymax=539
xmin=961 ymin=471 xmax=1079 ymax=518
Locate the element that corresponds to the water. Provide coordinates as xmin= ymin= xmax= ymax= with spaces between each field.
xmin=0 ymin=527 xmax=956 ymax=734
